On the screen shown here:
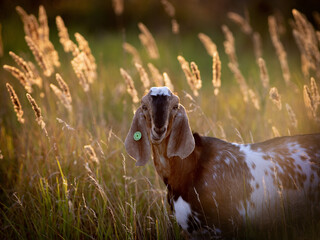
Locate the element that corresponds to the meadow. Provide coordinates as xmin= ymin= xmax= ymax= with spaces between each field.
xmin=0 ymin=2 xmax=320 ymax=239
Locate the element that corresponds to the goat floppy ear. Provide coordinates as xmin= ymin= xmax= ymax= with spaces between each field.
xmin=167 ymin=105 xmax=195 ymax=159
xmin=125 ymin=107 xmax=151 ymax=166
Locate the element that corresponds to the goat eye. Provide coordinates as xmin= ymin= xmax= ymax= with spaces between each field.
xmin=142 ymin=105 xmax=148 ymax=111
xmin=173 ymin=105 xmax=179 ymax=110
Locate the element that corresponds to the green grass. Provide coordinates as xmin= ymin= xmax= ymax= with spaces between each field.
xmin=0 ymin=6 xmax=320 ymax=240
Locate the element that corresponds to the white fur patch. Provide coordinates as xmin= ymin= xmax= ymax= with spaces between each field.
xmin=174 ymin=196 xmax=191 ymax=230
xmin=237 ymin=142 xmax=318 ymax=221
xmin=150 ymin=86 xmax=171 ymax=96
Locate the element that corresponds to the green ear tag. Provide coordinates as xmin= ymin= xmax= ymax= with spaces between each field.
xmin=134 ymin=131 xmax=142 ymax=141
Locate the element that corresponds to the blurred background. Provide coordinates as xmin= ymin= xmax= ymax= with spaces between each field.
xmin=1 ymin=0 xmax=320 ymax=49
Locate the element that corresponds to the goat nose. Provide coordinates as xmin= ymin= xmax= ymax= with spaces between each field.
xmin=153 ymin=126 xmax=166 ymax=135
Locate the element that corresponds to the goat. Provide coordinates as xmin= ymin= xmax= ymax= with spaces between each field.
xmin=125 ymin=86 xmax=320 ymax=238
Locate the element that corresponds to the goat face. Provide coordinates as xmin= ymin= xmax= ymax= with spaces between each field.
xmin=142 ymin=88 xmax=179 ymax=144
xmin=125 ymin=87 xmax=195 ymax=166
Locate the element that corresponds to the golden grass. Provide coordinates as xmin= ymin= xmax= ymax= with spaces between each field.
xmin=138 ymin=22 xmax=159 ymax=59
xmin=6 ymin=83 xmax=25 ymax=124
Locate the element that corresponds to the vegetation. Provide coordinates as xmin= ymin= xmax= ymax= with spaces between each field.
xmin=0 ymin=2 xmax=319 ymax=239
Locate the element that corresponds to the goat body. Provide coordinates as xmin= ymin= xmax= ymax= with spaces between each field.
xmin=125 ymin=87 xmax=320 ymax=238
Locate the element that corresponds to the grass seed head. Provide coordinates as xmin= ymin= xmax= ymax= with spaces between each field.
xmin=198 ymin=33 xmax=217 ymax=57
xmin=269 ymin=87 xmax=282 ymax=110
xmin=112 ymin=0 xmax=124 ymax=16
xmin=26 ymin=93 xmax=46 ymax=131
xmin=120 ymin=68 xmax=139 ymax=104
xmin=285 ymin=103 xmax=298 ymax=128
xmin=138 ymin=22 xmax=159 ymax=59
xmin=227 ymin=12 xmax=252 ymax=35
xmin=6 ymin=83 xmax=25 ymax=124
xmin=212 ymin=51 xmax=221 ymax=95
xmin=3 ymin=65 xmax=32 ymax=93
xmin=135 ymin=62 xmax=150 ymax=90
xmin=25 ymin=36 xmax=52 ymax=77
xmin=147 ymin=63 xmax=163 ymax=87
xmin=258 ymin=58 xmax=269 ymax=89
xmin=123 ymin=42 xmax=142 ymax=64
xmin=163 ymin=72 xmax=174 ymax=92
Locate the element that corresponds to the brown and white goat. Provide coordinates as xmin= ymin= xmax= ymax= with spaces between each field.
xmin=125 ymin=87 xmax=320 ymax=238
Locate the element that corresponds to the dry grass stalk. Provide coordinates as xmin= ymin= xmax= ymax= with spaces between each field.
xmin=27 ymin=61 xmax=42 ymax=88
xmin=0 ymin=23 xmax=3 ymax=57
xmin=6 ymin=83 xmax=25 ymax=124
xmin=292 ymin=9 xmax=320 ymax=78
xmin=212 ymin=51 xmax=221 ymax=96
xmin=38 ymin=6 xmax=49 ymax=44
xmin=134 ymin=63 xmax=150 ymax=91
xmin=222 ymin=25 xmax=238 ymax=66
xmin=16 ymin=6 xmax=39 ymax=43
xmin=74 ymin=33 xmax=97 ymax=78
xmin=198 ymin=33 xmax=217 ymax=57
xmin=269 ymin=87 xmax=282 ymax=110
xmin=160 ymin=0 xmax=179 ymax=34
xmin=26 ymin=93 xmax=48 ymax=138
xmin=84 ymin=145 xmax=99 ymax=164
xmin=120 ymin=68 xmax=139 ymax=103
xmin=38 ymin=6 xmax=60 ymax=69
xmin=285 ymin=103 xmax=298 ymax=128
xmin=56 ymin=73 xmax=72 ymax=102
xmin=25 ymin=36 xmax=52 ymax=77
xmin=147 ymin=63 xmax=163 ymax=87
xmin=303 ymin=78 xmax=320 ymax=120
xmin=17 ymin=6 xmax=60 ymax=75
xmin=177 ymin=55 xmax=201 ymax=96
xmin=268 ymin=16 xmax=291 ymax=85
xmin=8 ymin=51 xmax=43 ymax=88
xmin=3 ymin=65 xmax=32 ymax=93
xmin=252 ymin=32 xmax=263 ymax=61
xmin=258 ymin=58 xmax=269 ymax=89
xmin=190 ymin=62 xmax=202 ymax=88
xmin=161 ymin=0 xmax=175 ymax=18
xmin=171 ymin=19 xmax=180 ymax=35
xmin=123 ymin=42 xmax=142 ymax=64
xmin=228 ymin=63 xmax=249 ymax=102
xmin=138 ymin=22 xmax=159 ymax=59
xmin=272 ymin=126 xmax=281 ymax=137
xmin=248 ymin=89 xmax=260 ymax=110
xmin=216 ymin=122 xmax=227 ymax=141
xmin=163 ymin=72 xmax=174 ymax=91
xmin=112 ymin=0 xmax=124 ymax=16
xmin=9 ymin=51 xmax=34 ymax=79
xmin=303 ymin=85 xmax=316 ymax=119
xmin=56 ymin=16 xmax=74 ymax=52
xmin=8 ymin=51 xmax=43 ymax=89
xmin=227 ymin=12 xmax=252 ymax=35
xmin=310 ymin=77 xmax=320 ymax=104
xmin=71 ymin=54 xmax=90 ymax=92
xmin=50 ymin=73 xmax=72 ymax=111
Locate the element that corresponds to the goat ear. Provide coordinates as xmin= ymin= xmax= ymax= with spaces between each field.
xmin=125 ymin=107 xmax=151 ymax=166
xmin=167 ymin=105 xmax=195 ymax=159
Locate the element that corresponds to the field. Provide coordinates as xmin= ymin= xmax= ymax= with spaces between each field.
xmin=0 ymin=2 xmax=320 ymax=239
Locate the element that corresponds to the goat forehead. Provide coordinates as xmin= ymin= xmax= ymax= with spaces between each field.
xmin=149 ymin=86 xmax=172 ymax=96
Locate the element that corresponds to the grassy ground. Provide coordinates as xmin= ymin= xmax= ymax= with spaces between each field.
xmin=0 ymin=5 xmax=320 ymax=240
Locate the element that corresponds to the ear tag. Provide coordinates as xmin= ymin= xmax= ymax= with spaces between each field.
xmin=134 ymin=131 xmax=142 ymax=141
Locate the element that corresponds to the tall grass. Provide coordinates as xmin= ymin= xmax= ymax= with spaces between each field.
xmin=0 ymin=4 xmax=319 ymax=240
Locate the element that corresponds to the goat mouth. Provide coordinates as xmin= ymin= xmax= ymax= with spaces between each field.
xmin=151 ymin=133 xmax=165 ymax=144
